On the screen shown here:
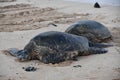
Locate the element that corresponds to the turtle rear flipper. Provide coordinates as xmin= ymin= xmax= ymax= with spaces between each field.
xmin=7 ymin=48 xmax=19 ymax=57
xmin=89 ymin=42 xmax=113 ymax=48
xmin=89 ymin=47 xmax=108 ymax=54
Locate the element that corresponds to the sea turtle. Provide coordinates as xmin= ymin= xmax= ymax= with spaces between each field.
xmin=65 ymin=20 xmax=112 ymax=42
xmin=5 ymin=31 xmax=112 ymax=64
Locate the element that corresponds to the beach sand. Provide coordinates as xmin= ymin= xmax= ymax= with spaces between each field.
xmin=0 ymin=0 xmax=120 ymax=80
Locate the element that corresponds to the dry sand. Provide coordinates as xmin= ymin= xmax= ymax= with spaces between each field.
xmin=0 ymin=0 xmax=120 ymax=80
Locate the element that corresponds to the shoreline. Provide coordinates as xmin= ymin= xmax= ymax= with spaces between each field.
xmin=65 ymin=0 xmax=120 ymax=6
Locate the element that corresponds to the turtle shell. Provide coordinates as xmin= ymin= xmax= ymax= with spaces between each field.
xmin=65 ymin=20 xmax=112 ymax=42
xmin=25 ymin=31 xmax=89 ymax=54
xmin=24 ymin=31 xmax=89 ymax=63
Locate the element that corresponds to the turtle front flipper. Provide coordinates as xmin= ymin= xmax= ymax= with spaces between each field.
xmin=89 ymin=47 xmax=108 ymax=54
xmin=89 ymin=42 xmax=113 ymax=48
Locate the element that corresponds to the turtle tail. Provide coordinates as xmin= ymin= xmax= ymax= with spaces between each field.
xmin=89 ymin=42 xmax=113 ymax=48
xmin=89 ymin=47 xmax=108 ymax=54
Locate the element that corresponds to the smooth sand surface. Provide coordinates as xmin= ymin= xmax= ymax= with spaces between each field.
xmin=0 ymin=0 xmax=120 ymax=80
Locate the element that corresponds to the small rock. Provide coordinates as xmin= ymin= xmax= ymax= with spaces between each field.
xmin=94 ymin=2 xmax=101 ymax=8
xmin=48 ymin=23 xmax=57 ymax=27
xmin=22 ymin=66 xmax=37 ymax=72
xmin=73 ymin=65 xmax=82 ymax=68
xmin=16 ymin=73 xmax=18 ymax=74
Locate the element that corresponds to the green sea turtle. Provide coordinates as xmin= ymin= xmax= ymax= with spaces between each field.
xmin=65 ymin=20 xmax=112 ymax=42
xmin=5 ymin=31 xmax=112 ymax=64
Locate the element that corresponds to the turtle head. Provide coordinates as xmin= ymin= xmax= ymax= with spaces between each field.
xmin=16 ymin=50 xmax=31 ymax=61
xmin=7 ymin=48 xmax=30 ymax=61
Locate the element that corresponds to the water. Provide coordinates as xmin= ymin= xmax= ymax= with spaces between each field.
xmin=65 ymin=0 xmax=120 ymax=6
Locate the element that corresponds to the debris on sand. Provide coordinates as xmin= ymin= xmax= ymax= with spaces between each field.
xmin=22 ymin=66 xmax=37 ymax=72
xmin=94 ymin=2 xmax=101 ymax=8
xmin=73 ymin=65 xmax=82 ymax=68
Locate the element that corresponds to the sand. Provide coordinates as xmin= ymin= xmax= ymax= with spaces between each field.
xmin=0 ymin=0 xmax=120 ymax=80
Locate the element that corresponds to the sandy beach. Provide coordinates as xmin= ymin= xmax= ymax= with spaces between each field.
xmin=0 ymin=0 xmax=120 ymax=80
